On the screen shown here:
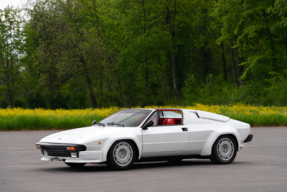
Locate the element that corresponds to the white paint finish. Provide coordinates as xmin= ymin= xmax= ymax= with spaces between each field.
xmin=142 ymin=125 xmax=189 ymax=156
xmin=40 ymin=151 xmax=103 ymax=163
xmin=184 ymin=125 xmax=214 ymax=154
xmin=196 ymin=110 xmax=230 ymax=122
xmin=78 ymin=151 xmax=103 ymax=161
xmin=182 ymin=110 xmax=198 ymax=125
xmin=37 ymin=108 xmax=252 ymax=164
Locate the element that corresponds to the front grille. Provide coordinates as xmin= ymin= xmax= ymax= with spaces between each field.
xmin=37 ymin=143 xmax=86 ymax=158
xmin=41 ymin=146 xmax=71 ymax=157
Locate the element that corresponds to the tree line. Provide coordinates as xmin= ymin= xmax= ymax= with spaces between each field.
xmin=1 ymin=0 xmax=287 ymax=109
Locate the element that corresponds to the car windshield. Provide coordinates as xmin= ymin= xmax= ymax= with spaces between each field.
xmin=99 ymin=109 xmax=152 ymax=127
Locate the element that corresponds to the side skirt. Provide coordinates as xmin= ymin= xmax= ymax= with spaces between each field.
xmin=137 ymin=155 xmax=210 ymax=162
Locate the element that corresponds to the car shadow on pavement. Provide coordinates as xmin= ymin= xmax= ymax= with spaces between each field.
xmin=35 ymin=159 xmax=250 ymax=173
xmin=129 ymin=161 xmax=210 ymax=170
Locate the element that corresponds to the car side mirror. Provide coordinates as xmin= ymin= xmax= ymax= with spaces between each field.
xmin=142 ymin=120 xmax=154 ymax=130
xmin=92 ymin=120 xmax=97 ymax=125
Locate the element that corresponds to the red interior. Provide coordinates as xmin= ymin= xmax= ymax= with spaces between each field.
xmin=163 ymin=118 xmax=175 ymax=125
xmin=157 ymin=109 xmax=182 ymax=125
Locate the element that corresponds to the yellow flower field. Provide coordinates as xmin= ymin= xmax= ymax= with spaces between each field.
xmin=0 ymin=104 xmax=286 ymax=131
xmin=0 ymin=103 xmax=286 ymax=118
xmin=0 ymin=107 xmax=122 ymax=118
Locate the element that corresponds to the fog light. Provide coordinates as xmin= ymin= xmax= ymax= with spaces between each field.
xmin=71 ymin=152 xmax=77 ymax=158
xmin=44 ymin=150 xmax=48 ymax=156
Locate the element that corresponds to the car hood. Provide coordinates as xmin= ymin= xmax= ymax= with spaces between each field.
xmin=39 ymin=126 xmax=125 ymax=144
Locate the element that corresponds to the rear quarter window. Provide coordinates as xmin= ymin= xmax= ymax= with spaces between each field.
xmin=160 ymin=111 xmax=182 ymax=118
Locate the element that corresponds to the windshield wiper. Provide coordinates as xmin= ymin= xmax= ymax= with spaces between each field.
xmin=114 ymin=123 xmax=124 ymax=127
xmin=107 ymin=122 xmax=124 ymax=127
xmin=97 ymin=122 xmax=105 ymax=127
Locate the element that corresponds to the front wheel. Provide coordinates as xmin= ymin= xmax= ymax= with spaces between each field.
xmin=107 ymin=141 xmax=136 ymax=170
xmin=210 ymin=135 xmax=237 ymax=164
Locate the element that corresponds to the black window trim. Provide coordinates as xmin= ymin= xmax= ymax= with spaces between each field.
xmin=141 ymin=109 xmax=184 ymax=128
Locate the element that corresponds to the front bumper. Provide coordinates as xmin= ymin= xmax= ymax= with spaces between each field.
xmin=41 ymin=151 xmax=104 ymax=163
xmin=37 ymin=142 xmax=104 ymax=163
xmin=244 ymin=134 xmax=253 ymax=143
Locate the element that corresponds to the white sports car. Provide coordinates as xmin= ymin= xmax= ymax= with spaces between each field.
xmin=36 ymin=108 xmax=253 ymax=170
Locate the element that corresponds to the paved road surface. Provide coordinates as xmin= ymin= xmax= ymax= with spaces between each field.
xmin=0 ymin=128 xmax=287 ymax=192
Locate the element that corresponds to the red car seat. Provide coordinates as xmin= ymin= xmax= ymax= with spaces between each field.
xmin=163 ymin=118 xmax=175 ymax=125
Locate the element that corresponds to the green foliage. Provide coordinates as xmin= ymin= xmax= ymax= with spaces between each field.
xmin=182 ymin=74 xmax=199 ymax=104
xmin=0 ymin=6 xmax=23 ymax=108
xmin=27 ymin=93 xmax=46 ymax=109
xmin=0 ymin=97 xmax=8 ymax=108
xmin=14 ymin=98 xmax=27 ymax=108
xmin=0 ymin=0 xmax=286 ymax=110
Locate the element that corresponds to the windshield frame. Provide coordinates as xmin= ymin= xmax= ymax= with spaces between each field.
xmin=98 ymin=109 xmax=154 ymax=128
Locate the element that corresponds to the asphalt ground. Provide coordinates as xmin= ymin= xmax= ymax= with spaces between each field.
xmin=0 ymin=128 xmax=287 ymax=192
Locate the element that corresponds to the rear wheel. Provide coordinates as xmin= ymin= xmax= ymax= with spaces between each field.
xmin=210 ymin=135 xmax=237 ymax=164
xmin=64 ymin=162 xmax=86 ymax=168
xmin=107 ymin=141 xmax=136 ymax=170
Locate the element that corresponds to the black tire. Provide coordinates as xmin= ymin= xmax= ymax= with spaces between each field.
xmin=106 ymin=140 xmax=137 ymax=170
xmin=64 ymin=162 xmax=86 ymax=168
xmin=210 ymin=135 xmax=237 ymax=164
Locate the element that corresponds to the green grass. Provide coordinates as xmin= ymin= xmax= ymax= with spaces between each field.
xmin=0 ymin=115 xmax=104 ymax=131
xmin=221 ymin=113 xmax=287 ymax=127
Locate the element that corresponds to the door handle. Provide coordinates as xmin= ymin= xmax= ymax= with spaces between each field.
xmin=182 ymin=128 xmax=188 ymax=131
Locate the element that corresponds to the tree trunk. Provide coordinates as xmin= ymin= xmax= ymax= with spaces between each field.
xmin=202 ymin=46 xmax=209 ymax=83
xmin=159 ymin=55 xmax=165 ymax=93
xmin=229 ymin=39 xmax=238 ymax=88
xmin=171 ymin=39 xmax=177 ymax=100
xmin=167 ymin=0 xmax=178 ymax=100
xmin=98 ymin=55 xmax=102 ymax=108
xmin=80 ymin=54 xmax=98 ymax=108
xmin=142 ymin=0 xmax=149 ymax=105
xmin=100 ymin=77 xmax=103 ymax=108
xmin=108 ymin=61 xmax=112 ymax=92
xmin=8 ymin=91 xmax=13 ymax=108
xmin=221 ymin=42 xmax=227 ymax=81
xmin=9 ymin=59 xmax=14 ymax=108
xmin=2 ymin=54 xmax=14 ymax=108
xmin=117 ymin=72 xmax=124 ymax=107
xmin=144 ymin=52 xmax=149 ymax=105
xmin=237 ymin=47 xmax=244 ymax=86
xmin=189 ymin=47 xmax=193 ymax=74
xmin=262 ymin=9 xmax=277 ymax=70
xmin=113 ymin=69 xmax=115 ymax=94
xmin=108 ymin=57 xmax=115 ymax=94
xmin=164 ymin=54 xmax=171 ymax=102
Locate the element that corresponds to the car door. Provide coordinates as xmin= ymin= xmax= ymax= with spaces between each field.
xmin=141 ymin=111 xmax=190 ymax=157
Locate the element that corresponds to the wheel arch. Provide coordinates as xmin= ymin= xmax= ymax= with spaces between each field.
xmin=104 ymin=139 xmax=140 ymax=162
xmin=200 ymin=132 xmax=240 ymax=156
xmin=213 ymin=134 xmax=239 ymax=151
